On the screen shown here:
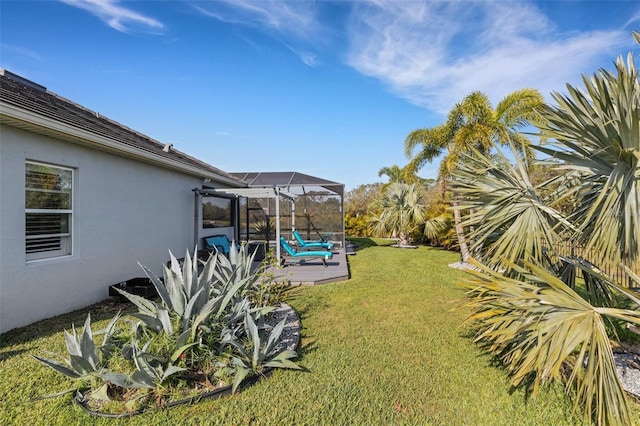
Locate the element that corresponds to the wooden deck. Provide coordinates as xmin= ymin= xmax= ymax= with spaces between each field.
xmin=264 ymin=249 xmax=351 ymax=285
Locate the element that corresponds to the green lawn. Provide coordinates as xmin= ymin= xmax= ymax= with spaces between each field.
xmin=1 ymin=241 xmax=637 ymax=425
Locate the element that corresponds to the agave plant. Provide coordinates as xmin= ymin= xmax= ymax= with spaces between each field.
xmin=35 ymin=314 xmax=103 ymax=381
xmin=212 ymin=241 xmax=260 ymax=297
xmin=35 ymin=245 xmax=302 ymax=411
xmin=120 ymin=249 xmax=250 ymax=343
xmin=122 ymin=337 xmax=194 ymax=389
xmin=34 ymin=313 xmax=120 ymax=397
xmin=222 ymin=310 xmax=301 ymax=393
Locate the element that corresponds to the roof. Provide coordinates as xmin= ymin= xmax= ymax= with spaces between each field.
xmin=231 ymin=171 xmax=344 ymax=197
xmin=0 ymin=69 xmax=244 ymax=187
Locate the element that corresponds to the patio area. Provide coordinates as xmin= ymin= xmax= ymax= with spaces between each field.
xmin=265 ymin=249 xmax=350 ymax=285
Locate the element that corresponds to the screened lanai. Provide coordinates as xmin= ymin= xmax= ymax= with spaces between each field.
xmin=231 ymin=171 xmax=345 ymax=254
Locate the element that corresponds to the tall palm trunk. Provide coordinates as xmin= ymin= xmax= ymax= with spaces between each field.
xmin=445 ymin=177 xmax=470 ymax=263
xmin=453 ymin=199 xmax=471 ymax=263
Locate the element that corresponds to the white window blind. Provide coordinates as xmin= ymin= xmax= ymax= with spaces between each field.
xmin=25 ymin=162 xmax=73 ymax=260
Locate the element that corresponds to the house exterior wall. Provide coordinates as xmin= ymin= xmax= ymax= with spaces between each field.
xmin=0 ymin=124 xmax=205 ymax=332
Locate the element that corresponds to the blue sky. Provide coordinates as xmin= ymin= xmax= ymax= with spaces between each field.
xmin=1 ymin=1 xmax=638 ymax=191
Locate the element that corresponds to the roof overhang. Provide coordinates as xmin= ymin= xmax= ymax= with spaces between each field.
xmin=0 ymin=101 xmax=243 ymax=187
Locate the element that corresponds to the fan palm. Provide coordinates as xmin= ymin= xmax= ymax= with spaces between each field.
xmin=535 ymin=50 xmax=640 ymax=268
xmin=452 ymin=141 xmax=576 ymax=270
xmin=460 ymin=32 xmax=640 ymax=426
xmin=368 ymin=182 xmax=427 ymax=246
xmin=461 ymin=259 xmax=640 ymax=426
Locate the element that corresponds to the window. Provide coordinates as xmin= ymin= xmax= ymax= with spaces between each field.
xmin=202 ymin=196 xmax=233 ymax=228
xmin=25 ymin=162 xmax=73 ymax=261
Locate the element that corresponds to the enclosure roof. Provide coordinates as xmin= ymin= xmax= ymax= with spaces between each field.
xmin=231 ymin=171 xmax=344 ymax=197
xmin=197 ymin=187 xmax=297 ymax=201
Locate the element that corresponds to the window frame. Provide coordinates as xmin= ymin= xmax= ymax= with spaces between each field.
xmin=202 ymin=195 xmax=235 ymax=229
xmin=25 ymin=161 xmax=74 ymax=261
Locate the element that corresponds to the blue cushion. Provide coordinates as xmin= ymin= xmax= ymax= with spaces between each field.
xmin=203 ymin=235 xmax=231 ymax=256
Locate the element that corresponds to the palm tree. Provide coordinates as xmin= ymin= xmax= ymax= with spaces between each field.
xmin=404 ymin=89 xmax=544 ymax=262
xmin=535 ymin=54 xmax=640 ymax=269
xmin=459 ymin=32 xmax=640 ymax=426
xmin=377 ymin=164 xmax=405 ymax=189
xmin=368 ymin=182 xmax=427 ymax=246
xmin=378 ymin=163 xmax=423 ymax=188
xmin=451 ymin=141 xmax=576 ymax=270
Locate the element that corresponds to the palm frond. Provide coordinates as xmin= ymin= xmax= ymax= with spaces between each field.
xmin=535 ymin=51 xmax=640 ymax=267
xmin=451 ymin=142 xmax=575 ymax=270
xmin=461 ymin=259 xmax=640 ymax=425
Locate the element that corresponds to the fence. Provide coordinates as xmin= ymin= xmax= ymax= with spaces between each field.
xmin=552 ymin=241 xmax=640 ymax=289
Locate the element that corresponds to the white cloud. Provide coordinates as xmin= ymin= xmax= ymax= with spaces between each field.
xmin=285 ymin=44 xmax=319 ymax=67
xmin=60 ymin=0 xmax=164 ymax=33
xmin=193 ymin=0 xmax=318 ymax=40
xmin=345 ymin=0 xmax=631 ymax=113
xmin=193 ymin=0 xmax=323 ymax=66
xmin=1 ymin=44 xmax=43 ymax=62
xmin=189 ymin=0 xmax=635 ymax=112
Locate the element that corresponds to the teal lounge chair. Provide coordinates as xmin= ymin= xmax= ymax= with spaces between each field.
xmin=292 ymin=230 xmax=334 ymax=251
xmin=202 ymin=235 xmax=238 ymax=258
xmin=280 ymin=237 xmax=333 ymax=267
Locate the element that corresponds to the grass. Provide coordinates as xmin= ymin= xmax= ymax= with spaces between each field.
xmin=1 ymin=240 xmax=638 ymax=425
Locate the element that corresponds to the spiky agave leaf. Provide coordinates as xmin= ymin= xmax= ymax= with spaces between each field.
xmin=213 ymin=242 xmax=258 ymax=296
xmin=163 ymin=253 xmax=187 ymax=316
xmin=230 ymin=359 xmax=251 ymax=394
xmin=33 ymin=353 xmax=82 ymax=379
xmin=139 ymin=262 xmax=172 ymax=310
xmin=263 ymin=350 xmax=301 ymax=370
xmin=243 ymin=310 xmax=262 ymax=369
xmin=33 ymin=314 xmax=102 ymax=389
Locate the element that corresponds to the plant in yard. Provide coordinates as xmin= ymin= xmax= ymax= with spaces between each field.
xmin=33 ymin=246 xmax=301 ymax=414
xmin=108 ymin=333 xmax=194 ymax=390
xmin=451 ymin=141 xmax=576 ymax=270
xmin=421 ymin=212 xmax=455 ymax=248
xmin=212 ymin=241 xmax=260 ymax=297
xmin=404 ymin=88 xmax=545 ymax=262
xmin=33 ymin=313 xmax=120 ymax=399
xmin=457 ymin=32 xmax=640 ymax=426
xmin=222 ymin=310 xmax=301 ymax=393
xmin=535 ymin=50 xmax=640 ymax=269
xmin=368 ymin=182 xmax=427 ymax=246
xmin=461 ymin=259 xmax=640 ymax=426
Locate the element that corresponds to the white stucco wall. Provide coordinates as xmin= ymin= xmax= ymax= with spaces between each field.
xmin=0 ymin=125 xmax=208 ymax=332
